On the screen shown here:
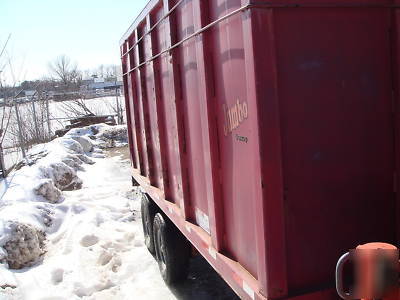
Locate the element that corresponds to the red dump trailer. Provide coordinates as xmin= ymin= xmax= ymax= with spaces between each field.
xmin=121 ymin=0 xmax=400 ymax=299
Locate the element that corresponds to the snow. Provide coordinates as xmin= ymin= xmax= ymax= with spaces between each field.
xmin=0 ymin=124 xmax=126 ymax=269
xmin=0 ymin=124 xmax=237 ymax=300
xmin=0 ymin=151 xmax=174 ymax=299
xmin=3 ymin=149 xmax=23 ymax=171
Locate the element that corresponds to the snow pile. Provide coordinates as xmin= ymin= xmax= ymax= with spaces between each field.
xmin=0 ymin=148 xmax=177 ymax=300
xmin=0 ymin=139 xmax=91 ymax=269
xmin=65 ymin=123 xmax=128 ymax=149
xmin=71 ymin=136 xmax=94 ymax=152
xmin=0 ymin=124 xmax=127 ymax=270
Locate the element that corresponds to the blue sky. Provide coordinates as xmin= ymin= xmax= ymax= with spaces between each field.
xmin=0 ymin=0 xmax=148 ymax=82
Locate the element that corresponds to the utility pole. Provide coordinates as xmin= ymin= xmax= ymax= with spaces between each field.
xmin=115 ymin=83 xmax=122 ymax=124
xmin=14 ymin=101 xmax=26 ymax=158
xmin=31 ymin=94 xmax=40 ymax=141
xmin=0 ymin=129 xmax=5 ymax=178
xmin=46 ymin=96 xmax=51 ymax=139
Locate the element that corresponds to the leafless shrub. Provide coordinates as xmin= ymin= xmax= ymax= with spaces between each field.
xmin=57 ymin=97 xmax=115 ymax=118
xmin=7 ymin=96 xmax=51 ymax=149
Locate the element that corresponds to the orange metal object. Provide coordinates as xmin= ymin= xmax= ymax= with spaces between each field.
xmin=355 ymin=243 xmax=399 ymax=300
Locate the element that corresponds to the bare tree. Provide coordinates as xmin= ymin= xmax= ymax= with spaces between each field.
xmin=102 ymin=95 xmax=125 ymax=124
xmin=7 ymin=93 xmax=50 ymax=147
xmin=58 ymin=98 xmax=96 ymax=117
xmin=90 ymin=64 xmax=120 ymax=80
xmin=0 ymin=35 xmax=29 ymax=174
xmin=48 ymin=55 xmax=81 ymax=85
xmin=0 ymin=34 xmax=17 ymax=148
xmin=0 ymin=34 xmax=11 ymax=72
xmin=97 ymin=65 xmax=105 ymax=78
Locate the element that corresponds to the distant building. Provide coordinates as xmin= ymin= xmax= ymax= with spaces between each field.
xmin=88 ymin=81 xmax=123 ymax=91
xmin=24 ymin=90 xmax=36 ymax=98
xmin=15 ymin=97 xmax=29 ymax=104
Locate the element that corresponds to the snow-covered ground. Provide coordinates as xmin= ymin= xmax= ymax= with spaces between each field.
xmin=0 ymin=125 xmax=237 ymax=300
xmin=2 ymin=149 xmax=22 ymax=171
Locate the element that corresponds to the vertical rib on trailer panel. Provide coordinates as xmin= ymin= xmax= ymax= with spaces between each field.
xmin=162 ymin=0 xmax=190 ymax=219
xmin=192 ymin=0 xmax=225 ymax=252
xmin=176 ymin=0 xmax=212 ymax=234
xmin=126 ymin=37 xmax=141 ymax=171
xmin=134 ymin=27 xmax=152 ymax=179
xmin=128 ymin=32 xmax=144 ymax=174
xmin=241 ymin=5 xmax=288 ymax=298
xmin=143 ymin=14 xmax=164 ymax=190
xmin=147 ymin=11 xmax=171 ymax=197
xmin=124 ymin=68 xmax=136 ymax=168
xmin=393 ymin=0 xmax=400 ymax=248
xmin=155 ymin=4 xmax=182 ymax=205
xmin=121 ymin=42 xmax=137 ymax=168
xmin=138 ymin=25 xmax=158 ymax=184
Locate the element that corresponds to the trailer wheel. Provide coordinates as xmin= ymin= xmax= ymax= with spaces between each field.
xmin=141 ymin=193 xmax=156 ymax=254
xmin=153 ymin=213 xmax=191 ymax=285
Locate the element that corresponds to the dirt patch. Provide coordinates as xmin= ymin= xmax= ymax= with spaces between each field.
xmin=39 ymin=162 xmax=83 ymax=191
xmin=0 ymin=284 xmax=17 ymax=289
xmin=1 ymin=222 xmax=46 ymax=270
xmin=97 ymin=126 xmax=127 ymax=145
xmin=14 ymin=150 xmax=49 ymax=171
xmin=34 ymin=179 xmax=62 ymax=203
xmin=105 ymin=146 xmax=130 ymax=160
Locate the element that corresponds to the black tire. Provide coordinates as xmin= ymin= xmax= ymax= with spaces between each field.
xmin=131 ymin=176 xmax=140 ymax=187
xmin=153 ymin=213 xmax=191 ymax=285
xmin=141 ymin=193 xmax=156 ymax=254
